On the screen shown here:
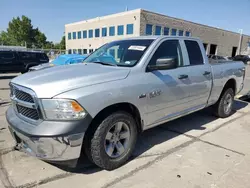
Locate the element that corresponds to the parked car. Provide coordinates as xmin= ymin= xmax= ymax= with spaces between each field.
xmin=29 ymin=54 xmax=88 ymax=71
xmin=224 ymin=56 xmax=232 ymax=60
xmin=207 ymin=54 xmax=227 ymax=60
xmin=0 ymin=50 xmax=49 ymax=73
xmin=6 ymin=36 xmax=245 ymax=170
xmin=232 ymin=55 xmax=250 ymax=64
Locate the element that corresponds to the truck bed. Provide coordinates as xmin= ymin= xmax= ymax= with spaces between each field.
xmin=208 ymin=60 xmax=245 ymax=105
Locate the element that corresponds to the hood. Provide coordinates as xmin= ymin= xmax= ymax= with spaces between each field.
xmin=30 ymin=63 xmax=53 ymax=71
xmin=11 ymin=63 xmax=130 ymax=98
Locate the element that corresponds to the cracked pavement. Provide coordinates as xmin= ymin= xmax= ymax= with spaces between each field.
xmin=1 ymin=72 xmax=250 ymax=188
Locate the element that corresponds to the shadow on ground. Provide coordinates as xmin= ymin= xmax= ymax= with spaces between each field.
xmin=51 ymin=100 xmax=248 ymax=174
xmin=0 ymin=75 xmax=16 ymax=80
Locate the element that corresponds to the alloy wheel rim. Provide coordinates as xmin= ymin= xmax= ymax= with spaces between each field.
xmin=223 ymin=93 xmax=233 ymax=114
xmin=104 ymin=121 xmax=130 ymax=158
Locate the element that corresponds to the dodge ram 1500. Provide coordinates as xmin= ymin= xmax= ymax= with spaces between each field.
xmin=6 ymin=36 xmax=245 ymax=170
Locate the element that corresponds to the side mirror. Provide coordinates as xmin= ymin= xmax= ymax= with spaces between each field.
xmin=147 ymin=57 xmax=177 ymax=71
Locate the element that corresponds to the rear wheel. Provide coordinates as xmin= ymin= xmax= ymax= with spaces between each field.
xmin=85 ymin=112 xmax=137 ymax=170
xmin=213 ymin=88 xmax=234 ymax=118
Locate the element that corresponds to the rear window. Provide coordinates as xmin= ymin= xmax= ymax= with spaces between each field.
xmin=36 ymin=53 xmax=48 ymax=60
xmin=0 ymin=52 xmax=15 ymax=59
xmin=184 ymin=40 xmax=203 ymax=65
xmin=19 ymin=52 xmax=48 ymax=61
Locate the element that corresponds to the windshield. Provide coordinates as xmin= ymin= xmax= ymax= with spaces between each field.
xmin=83 ymin=39 xmax=154 ymax=67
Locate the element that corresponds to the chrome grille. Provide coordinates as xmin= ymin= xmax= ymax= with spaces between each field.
xmin=11 ymin=86 xmax=34 ymax=103
xmin=10 ymin=84 xmax=40 ymax=122
xmin=16 ymin=104 xmax=39 ymax=120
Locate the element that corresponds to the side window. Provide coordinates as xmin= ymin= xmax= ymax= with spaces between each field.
xmin=184 ymin=40 xmax=203 ymax=65
xmin=148 ymin=40 xmax=183 ymax=67
xmin=20 ymin=52 xmax=36 ymax=60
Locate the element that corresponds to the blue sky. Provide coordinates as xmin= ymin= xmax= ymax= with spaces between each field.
xmin=0 ymin=0 xmax=249 ymax=42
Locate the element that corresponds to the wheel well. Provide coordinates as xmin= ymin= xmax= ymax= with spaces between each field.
xmin=222 ymin=79 xmax=236 ymax=95
xmin=88 ymin=103 xmax=143 ymax=134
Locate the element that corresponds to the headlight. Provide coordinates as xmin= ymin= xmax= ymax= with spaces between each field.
xmin=41 ymin=99 xmax=87 ymax=120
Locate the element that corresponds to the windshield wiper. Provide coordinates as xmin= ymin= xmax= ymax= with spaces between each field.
xmin=91 ymin=61 xmax=117 ymax=66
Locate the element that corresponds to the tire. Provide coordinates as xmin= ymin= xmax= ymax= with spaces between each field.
xmin=21 ymin=68 xmax=29 ymax=74
xmin=85 ymin=111 xmax=137 ymax=170
xmin=213 ymin=88 xmax=234 ymax=118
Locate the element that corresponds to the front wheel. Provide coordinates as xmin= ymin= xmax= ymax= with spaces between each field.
xmin=86 ymin=112 xmax=137 ymax=170
xmin=213 ymin=88 xmax=234 ymax=118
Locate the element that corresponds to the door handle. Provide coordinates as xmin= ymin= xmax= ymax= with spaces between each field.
xmin=178 ymin=74 xmax=188 ymax=79
xmin=203 ymin=71 xmax=211 ymax=76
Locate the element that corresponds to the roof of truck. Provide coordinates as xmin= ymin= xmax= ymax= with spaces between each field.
xmin=120 ymin=36 xmax=200 ymax=41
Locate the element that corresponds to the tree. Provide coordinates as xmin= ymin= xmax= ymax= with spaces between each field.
xmin=7 ymin=16 xmax=35 ymax=47
xmin=1 ymin=15 xmax=64 ymax=49
xmin=2 ymin=15 xmax=47 ymax=48
xmin=33 ymin=28 xmax=47 ymax=48
xmin=0 ymin=31 xmax=10 ymax=45
xmin=44 ymin=41 xmax=54 ymax=49
xmin=60 ymin=36 xmax=65 ymax=50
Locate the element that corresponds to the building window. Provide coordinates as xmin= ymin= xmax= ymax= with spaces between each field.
xmin=73 ymin=49 xmax=77 ymax=54
xmin=68 ymin=33 xmax=71 ymax=40
xmin=77 ymin=31 xmax=81 ymax=39
xmin=146 ymin=24 xmax=153 ymax=35
xmin=155 ymin=26 xmax=161 ymax=35
xmin=78 ymin=49 xmax=82 ymax=54
xmin=89 ymin=30 xmax=93 ymax=38
xmin=178 ymin=30 xmax=184 ymax=36
xmin=102 ymin=28 xmax=107 ymax=37
xmin=83 ymin=49 xmax=87 ymax=54
xmin=109 ymin=26 xmax=115 ymax=36
xmin=185 ymin=31 xmax=191 ymax=36
xmin=73 ymin=32 xmax=76 ymax=39
xmin=163 ymin=27 xmax=169 ymax=35
xmin=126 ymin=24 xmax=133 ymax=35
xmin=118 ymin=25 xmax=124 ymax=35
xmin=83 ymin=30 xmax=87 ymax=38
xmin=171 ymin=29 xmax=177 ymax=36
xmin=89 ymin=49 xmax=94 ymax=53
xmin=68 ymin=49 xmax=72 ymax=54
xmin=95 ymin=29 xmax=100 ymax=37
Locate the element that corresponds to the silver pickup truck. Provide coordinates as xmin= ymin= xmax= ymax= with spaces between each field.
xmin=6 ymin=36 xmax=245 ymax=170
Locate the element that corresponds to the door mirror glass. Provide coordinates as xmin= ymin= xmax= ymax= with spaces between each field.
xmin=148 ymin=57 xmax=177 ymax=71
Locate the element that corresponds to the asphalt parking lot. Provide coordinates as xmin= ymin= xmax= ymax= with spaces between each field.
xmin=1 ymin=70 xmax=250 ymax=188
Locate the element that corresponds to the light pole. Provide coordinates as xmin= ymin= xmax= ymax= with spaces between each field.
xmin=237 ymin=29 xmax=243 ymax=55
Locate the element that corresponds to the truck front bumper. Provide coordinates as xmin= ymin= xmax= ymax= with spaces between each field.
xmin=6 ymin=106 xmax=92 ymax=162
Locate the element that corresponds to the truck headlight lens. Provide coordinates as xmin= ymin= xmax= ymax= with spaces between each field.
xmin=41 ymin=99 xmax=87 ymax=120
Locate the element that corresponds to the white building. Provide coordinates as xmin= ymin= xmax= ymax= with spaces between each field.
xmin=65 ymin=9 xmax=250 ymax=56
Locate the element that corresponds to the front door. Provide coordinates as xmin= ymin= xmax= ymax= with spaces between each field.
xmin=144 ymin=39 xmax=192 ymax=127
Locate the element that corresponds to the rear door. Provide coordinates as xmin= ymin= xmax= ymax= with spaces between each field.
xmin=183 ymin=40 xmax=212 ymax=108
xmin=18 ymin=52 xmax=39 ymax=68
xmin=0 ymin=51 xmax=18 ymax=72
xmin=37 ymin=53 xmax=49 ymax=64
